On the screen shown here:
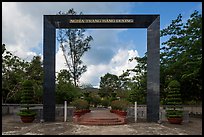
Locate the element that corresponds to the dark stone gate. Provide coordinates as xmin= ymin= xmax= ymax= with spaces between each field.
xmin=43 ymin=14 xmax=160 ymax=122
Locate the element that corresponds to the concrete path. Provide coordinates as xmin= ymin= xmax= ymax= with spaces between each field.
xmin=77 ymin=110 xmax=126 ymax=125
xmin=2 ymin=115 xmax=202 ymax=135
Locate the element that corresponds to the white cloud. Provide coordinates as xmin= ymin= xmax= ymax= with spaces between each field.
xmin=55 ymin=38 xmax=139 ymax=88
xmin=3 ymin=2 xmax=139 ymax=87
xmin=79 ymin=64 xmax=110 ymax=87
xmin=82 ymin=29 xmax=128 ymax=65
xmin=55 ymin=35 xmax=139 ymax=88
xmin=2 ymin=2 xmax=135 ymax=61
xmin=4 ymin=43 xmax=38 ymax=61
xmin=55 ymin=47 xmax=68 ymax=73
xmin=3 ymin=2 xmax=201 ymax=89
xmin=79 ymin=48 xmax=139 ymax=87
xmin=110 ymin=49 xmax=138 ymax=76
xmin=2 ymin=2 xmax=41 ymax=61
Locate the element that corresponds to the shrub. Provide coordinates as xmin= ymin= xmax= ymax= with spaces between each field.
xmin=111 ymin=100 xmax=130 ymax=111
xmin=17 ymin=80 xmax=37 ymax=117
xmin=71 ymin=99 xmax=89 ymax=110
xmin=111 ymin=100 xmax=120 ymax=110
xmin=90 ymin=94 xmax=101 ymax=107
xmin=121 ymin=100 xmax=130 ymax=111
xmin=110 ymin=92 xmax=117 ymax=102
xmin=83 ymin=92 xmax=92 ymax=105
xmin=17 ymin=109 xmax=36 ymax=116
xmin=101 ymin=97 xmax=110 ymax=108
xmin=56 ymin=83 xmax=81 ymax=104
xmin=166 ymin=80 xmax=183 ymax=118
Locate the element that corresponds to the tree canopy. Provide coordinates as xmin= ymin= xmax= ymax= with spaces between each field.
xmin=2 ymin=44 xmax=43 ymax=103
xmin=99 ymin=73 xmax=121 ymax=97
xmin=160 ymin=10 xmax=202 ymax=104
xmin=2 ymin=10 xmax=201 ymax=105
xmin=57 ymin=8 xmax=93 ymax=87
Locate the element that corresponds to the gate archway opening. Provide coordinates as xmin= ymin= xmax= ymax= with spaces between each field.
xmin=43 ymin=14 xmax=160 ymax=122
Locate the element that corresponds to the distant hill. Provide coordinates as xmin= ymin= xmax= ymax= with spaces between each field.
xmin=81 ymin=87 xmax=99 ymax=93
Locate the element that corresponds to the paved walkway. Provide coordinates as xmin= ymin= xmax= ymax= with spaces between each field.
xmin=77 ymin=110 xmax=126 ymax=125
xmin=2 ymin=114 xmax=202 ymax=135
xmin=81 ymin=110 xmax=119 ymax=119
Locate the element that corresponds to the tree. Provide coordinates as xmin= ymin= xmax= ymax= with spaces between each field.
xmin=160 ymin=10 xmax=202 ymax=103
xmin=90 ymin=92 xmax=101 ymax=107
xmin=128 ymin=84 xmax=146 ymax=104
xmin=99 ymin=73 xmax=121 ymax=98
xmin=119 ymin=54 xmax=147 ymax=104
xmin=2 ymin=44 xmax=29 ymax=103
xmin=118 ymin=71 xmax=132 ymax=90
xmin=2 ymin=44 xmax=44 ymax=104
xmin=26 ymin=56 xmax=43 ymax=103
xmin=165 ymin=80 xmax=183 ymax=124
xmin=57 ymin=9 xmax=93 ymax=87
xmin=56 ymin=69 xmax=81 ymax=104
xmin=17 ymin=80 xmax=37 ymax=123
xmin=56 ymin=69 xmax=72 ymax=84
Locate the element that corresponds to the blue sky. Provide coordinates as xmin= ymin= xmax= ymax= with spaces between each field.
xmin=2 ymin=2 xmax=202 ymax=87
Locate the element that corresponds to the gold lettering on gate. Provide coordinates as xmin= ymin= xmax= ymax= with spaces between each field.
xmin=69 ymin=19 xmax=134 ymax=23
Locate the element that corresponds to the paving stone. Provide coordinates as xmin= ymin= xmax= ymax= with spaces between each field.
xmin=2 ymin=114 xmax=202 ymax=135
